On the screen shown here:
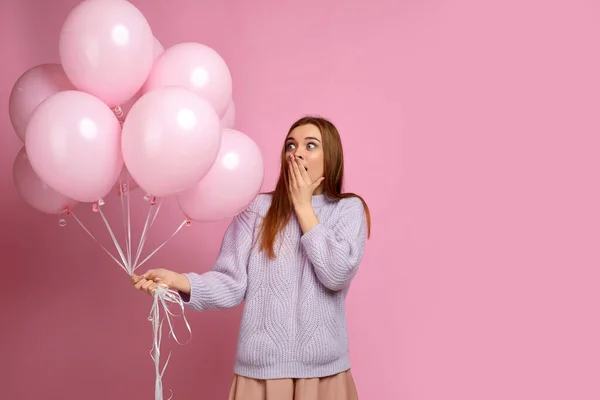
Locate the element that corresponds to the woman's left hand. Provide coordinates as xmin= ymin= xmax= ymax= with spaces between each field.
xmin=287 ymin=154 xmax=324 ymax=211
xmin=131 ymin=268 xmax=190 ymax=296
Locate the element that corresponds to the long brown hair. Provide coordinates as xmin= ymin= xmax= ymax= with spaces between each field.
xmin=257 ymin=116 xmax=372 ymax=258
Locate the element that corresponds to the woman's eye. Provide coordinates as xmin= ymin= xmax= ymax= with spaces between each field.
xmin=307 ymin=143 xmax=316 ymax=149
xmin=287 ymin=143 xmax=296 ymax=150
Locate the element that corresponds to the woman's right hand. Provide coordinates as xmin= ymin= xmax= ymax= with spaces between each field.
xmin=131 ymin=268 xmax=191 ymax=296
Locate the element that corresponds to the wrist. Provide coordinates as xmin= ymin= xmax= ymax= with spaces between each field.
xmin=294 ymin=204 xmax=319 ymax=233
xmin=175 ymin=273 xmax=191 ymax=294
xmin=294 ymin=202 xmax=314 ymax=215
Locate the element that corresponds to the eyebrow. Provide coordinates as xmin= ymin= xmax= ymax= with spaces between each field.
xmin=286 ymin=136 xmax=321 ymax=142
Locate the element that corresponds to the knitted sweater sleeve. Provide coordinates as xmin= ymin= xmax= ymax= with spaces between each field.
xmin=180 ymin=203 xmax=257 ymax=311
xmin=300 ymin=197 xmax=368 ymax=291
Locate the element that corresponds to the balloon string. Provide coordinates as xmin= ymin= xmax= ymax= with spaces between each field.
xmin=150 ymin=199 xmax=163 ymax=229
xmin=98 ymin=205 xmax=130 ymax=272
xmin=68 ymin=192 xmax=192 ymax=400
xmin=114 ymin=105 xmax=131 ymax=272
xmin=126 ymin=172 xmax=133 ymax=272
xmin=134 ymin=201 xmax=156 ymax=271
xmin=150 ymin=284 xmax=192 ymax=400
xmin=135 ymin=219 xmax=187 ymax=271
xmin=118 ymin=173 xmax=131 ymax=273
xmin=70 ymin=212 xmax=128 ymax=274
xmin=133 ymin=199 xmax=163 ymax=273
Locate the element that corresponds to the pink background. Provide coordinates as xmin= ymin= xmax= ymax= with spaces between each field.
xmin=1 ymin=0 xmax=599 ymax=399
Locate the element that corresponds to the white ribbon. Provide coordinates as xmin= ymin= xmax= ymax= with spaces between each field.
xmin=67 ymin=186 xmax=193 ymax=400
xmin=149 ymin=284 xmax=192 ymax=400
xmin=70 ymin=212 xmax=128 ymax=274
xmin=135 ymin=219 xmax=187 ymax=272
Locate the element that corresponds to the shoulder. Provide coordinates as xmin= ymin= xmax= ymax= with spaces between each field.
xmin=323 ymin=195 xmax=368 ymax=228
xmin=230 ymin=194 xmax=272 ymax=233
xmin=341 ymin=196 xmax=364 ymax=208
xmin=240 ymin=193 xmax=273 ymax=218
xmin=321 ymin=195 xmax=368 ymax=236
xmin=331 ymin=195 xmax=366 ymax=214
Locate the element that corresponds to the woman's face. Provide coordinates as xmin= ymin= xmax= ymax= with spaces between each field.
xmin=285 ymin=124 xmax=325 ymax=192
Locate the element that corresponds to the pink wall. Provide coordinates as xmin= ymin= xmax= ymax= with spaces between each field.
xmin=1 ymin=0 xmax=600 ymax=399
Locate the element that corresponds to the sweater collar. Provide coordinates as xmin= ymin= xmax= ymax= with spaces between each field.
xmin=311 ymin=194 xmax=329 ymax=207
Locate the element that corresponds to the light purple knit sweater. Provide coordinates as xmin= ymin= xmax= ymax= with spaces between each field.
xmin=181 ymin=193 xmax=368 ymax=379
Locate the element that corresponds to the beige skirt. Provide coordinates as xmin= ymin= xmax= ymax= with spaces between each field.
xmin=228 ymin=369 xmax=358 ymax=400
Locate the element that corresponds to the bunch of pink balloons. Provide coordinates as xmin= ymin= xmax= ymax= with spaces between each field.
xmin=9 ymin=0 xmax=262 ymax=222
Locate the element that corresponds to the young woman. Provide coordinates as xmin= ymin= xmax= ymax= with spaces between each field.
xmin=132 ymin=116 xmax=371 ymax=399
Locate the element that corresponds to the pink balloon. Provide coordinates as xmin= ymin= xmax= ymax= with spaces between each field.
xmin=220 ymin=99 xmax=236 ymax=129
xmin=8 ymin=64 xmax=75 ymax=143
xmin=119 ymin=36 xmax=165 ymax=118
xmin=143 ymin=42 xmax=232 ymax=117
xmin=177 ymin=129 xmax=264 ymax=222
xmin=121 ymin=86 xmax=221 ymax=197
xmin=59 ymin=0 xmax=154 ymax=107
xmin=25 ymin=90 xmax=123 ymax=203
xmin=13 ymin=147 xmax=78 ymax=214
